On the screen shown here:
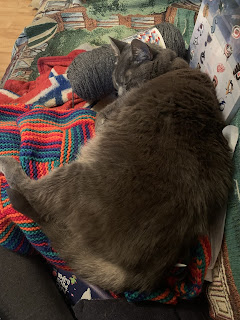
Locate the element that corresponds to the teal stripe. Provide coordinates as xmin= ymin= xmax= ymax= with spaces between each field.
xmin=28 ymin=27 xmax=57 ymax=47
xmin=70 ymin=127 xmax=75 ymax=161
xmin=20 ymin=156 xmax=60 ymax=162
xmin=3 ymin=200 xmax=11 ymax=208
xmin=18 ymin=222 xmax=39 ymax=228
xmin=4 ymin=231 xmax=23 ymax=249
xmin=26 ymin=22 xmax=57 ymax=38
xmin=23 ymin=229 xmax=46 ymax=236
xmin=21 ymin=128 xmax=62 ymax=133
xmin=63 ymin=130 xmax=68 ymax=164
xmin=1 ymin=225 xmax=21 ymax=245
xmin=0 ymin=224 xmax=12 ymax=239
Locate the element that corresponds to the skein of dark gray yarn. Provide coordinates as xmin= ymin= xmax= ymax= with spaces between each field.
xmin=67 ymin=23 xmax=187 ymax=102
xmin=67 ymin=45 xmax=116 ymax=102
xmin=155 ymin=22 xmax=187 ymax=59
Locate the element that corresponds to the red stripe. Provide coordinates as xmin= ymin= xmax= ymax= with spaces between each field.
xmin=29 ymin=160 xmax=34 ymax=179
xmin=22 ymin=142 xmax=61 ymax=149
xmin=33 ymin=242 xmax=49 ymax=247
xmin=0 ymin=129 xmax=19 ymax=134
xmin=24 ymin=109 xmax=76 ymax=118
xmin=14 ymin=235 xmax=26 ymax=252
xmin=36 ymin=162 xmax=42 ymax=180
xmin=82 ymin=124 xmax=87 ymax=143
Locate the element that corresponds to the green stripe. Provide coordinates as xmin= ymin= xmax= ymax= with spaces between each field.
xmin=70 ymin=127 xmax=75 ymax=161
xmin=26 ymin=22 xmax=57 ymax=38
xmin=21 ymin=128 xmax=62 ymax=133
xmin=18 ymin=223 xmax=39 ymax=228
xmin=63 ymin=130 xmax=68 ymax=164
xmin=28 ymin=27 xmax=57 ymax=47
xmin=3 ymin=200 xmax=11 ymax=208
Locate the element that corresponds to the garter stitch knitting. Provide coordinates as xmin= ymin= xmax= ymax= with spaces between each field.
xmin=0 ymin=103 xmax=95 ymax=269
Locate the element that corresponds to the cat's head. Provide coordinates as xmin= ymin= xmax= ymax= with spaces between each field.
xmin=109 ymin=37 xmax=176 ymax=96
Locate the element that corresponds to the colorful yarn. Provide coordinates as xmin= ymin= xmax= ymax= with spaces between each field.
xmin=0 ymin=103 xmax=211 ymax=303
xmin=121 ymin=236 xmax=211 ymax=303
xmin=0 ymin=103 xmax=95 ymax=268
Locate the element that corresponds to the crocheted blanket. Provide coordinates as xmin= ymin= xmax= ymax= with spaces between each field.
xmin=0 ymin=102 xmax=211 ymax=305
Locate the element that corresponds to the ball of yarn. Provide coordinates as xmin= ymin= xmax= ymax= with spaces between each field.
xmin=68 ymin=23 xmax=187 ymax=102
xmin=67 ymin=45 xmax=116 ymax=101
xmin=155 ymin=22 xmax=187 ymax=59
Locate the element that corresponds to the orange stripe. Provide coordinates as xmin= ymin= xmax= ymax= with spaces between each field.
xmin=45 ymin=162 xmax=49 ymax=175
xmin=0 ymin=213 xmax=33 ymax=224
xmin=197 ymin=259 xmax=202 ymax=266
xmin=0 ymin=121 xmax=17 ymax=126
xmin=59 ymin=130 xmax=65 ymax=166
xmin=151 ymin=289 xmax=170 ymax=301
xmin=0 ymin=222 xmax=11 ymax=234
xmin=21 ymin=130 xmax=62 ymax=138
xmin=2 ymin=198 xmax=10 ymax=204
xmin=20 ymin=116 xmax=95 ymax=128
xmin=166 ymin=296 xmax=177 ymax=304
xmin=20 ymin=226 xmax=40 ymax=231
xmin=0 ymin=224 xmax=15 ymax=243
xmin=13 ymin=219 xmax=35 ymax=224
xmin=1 ymin=203 xmax=14 ymax=210
xmin=0 ymin=150 xmax=19 ymax=155
xmin=180 ymin=283 xmax=186 ymax=294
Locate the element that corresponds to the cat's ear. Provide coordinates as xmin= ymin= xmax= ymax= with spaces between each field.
xmin=131 ymin=39 xmax=153 ymax=63
xmin=109 ymin=37 xmax=127 ymax=56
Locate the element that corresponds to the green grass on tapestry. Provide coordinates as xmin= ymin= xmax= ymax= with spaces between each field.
xmin=29 ymin=26 xmax=137 ymax=81
xmin=85 ymin=0 xmax=182 ymax=19
xmin=173 ymin=8 xmax=196 ymax=48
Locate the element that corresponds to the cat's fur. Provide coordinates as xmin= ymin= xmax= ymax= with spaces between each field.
xmin=0 ymin=40 xmax=232 ymax=293
xmin=109 ymin=37 xmax=189 ymax=96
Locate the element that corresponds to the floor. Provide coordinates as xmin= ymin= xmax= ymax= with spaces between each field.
xmin=0 ymin=0 xmax=36 ymax=79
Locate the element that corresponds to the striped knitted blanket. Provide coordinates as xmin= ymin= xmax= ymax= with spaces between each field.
xmin=0 ymin=103 xmax=210 ymax=305
xmin=0 ymin=103 xmax=95 ymax=264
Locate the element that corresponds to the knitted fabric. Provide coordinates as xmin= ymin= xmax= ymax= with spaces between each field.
xmin=155 ymin=23 xmax=186 ymax=59
xmin=121 ymin=236 xmax=211 ymax=304
xmin=0 ymin=103 xmax=211 ymax=304
xmin=0 ymin=103 xmax=95 ymax=269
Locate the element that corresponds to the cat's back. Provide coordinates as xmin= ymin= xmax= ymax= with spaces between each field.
xmin=93 ymin=67 xmax=231 ymax=213
xmin=100 ymin=67 xmax=226 ymax=161
xmin=76 ymin=67 xmax=232 ymax=279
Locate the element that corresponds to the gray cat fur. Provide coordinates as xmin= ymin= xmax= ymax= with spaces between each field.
xmin=0 ymin=58 xmax=233 ymax=293
xmin=67 ymin=23 xmax=187 ymax=102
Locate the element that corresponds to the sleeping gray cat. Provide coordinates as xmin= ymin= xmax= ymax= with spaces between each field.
xmin=0 ymin=40 xmax=232 ymax=293
xmin=109 ymin=37 xmax=189 ymax=96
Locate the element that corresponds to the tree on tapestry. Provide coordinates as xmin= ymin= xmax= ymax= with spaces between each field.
xmin=85 ymin=0 xmax=126 ymax=18
xmin=84 ymin=0 xmax=187 ymax=19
